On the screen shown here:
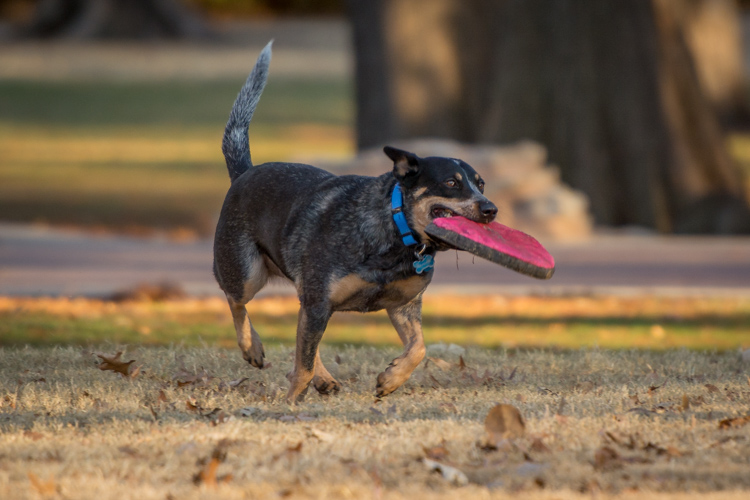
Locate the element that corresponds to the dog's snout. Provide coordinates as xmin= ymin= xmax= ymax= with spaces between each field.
xmin=479 ymin=200 xmax=498 ymax=222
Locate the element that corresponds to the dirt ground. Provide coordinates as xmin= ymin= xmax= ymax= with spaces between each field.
xmin=1 ymin=344 xmax=749 ymax=499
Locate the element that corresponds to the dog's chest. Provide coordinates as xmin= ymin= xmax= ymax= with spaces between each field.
xmin=328 ymin=274 xmax=430 ymax=312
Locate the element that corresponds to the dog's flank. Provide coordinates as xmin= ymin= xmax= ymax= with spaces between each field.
xmin=213 ymin=42 xmax=497 ymax=403
xmin=222 ymin=40 xmax=272 ymax=182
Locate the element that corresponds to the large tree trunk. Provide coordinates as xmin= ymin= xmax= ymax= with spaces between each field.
xmin=349 ymin=0 xmax=750 ymax=233
xmin=19 ymin=0 xmax=212 ymax=39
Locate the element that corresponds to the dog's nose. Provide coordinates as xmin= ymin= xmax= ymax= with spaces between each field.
xmin=479 ymin=201 xmax=498 ymax=222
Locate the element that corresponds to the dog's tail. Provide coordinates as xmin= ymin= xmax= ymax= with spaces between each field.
xmin=222 ymin=40 xmax=272 ymax=182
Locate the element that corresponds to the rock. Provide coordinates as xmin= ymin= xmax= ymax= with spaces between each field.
xmin=322 ymin=139 xmax=592 ymax=241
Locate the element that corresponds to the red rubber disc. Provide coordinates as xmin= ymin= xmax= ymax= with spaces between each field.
xmin=425 ymin=216 xmax=555 ymax=280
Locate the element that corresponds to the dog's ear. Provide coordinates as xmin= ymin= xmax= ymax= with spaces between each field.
xmin=384 ymin=146 xmax=421 ymax=185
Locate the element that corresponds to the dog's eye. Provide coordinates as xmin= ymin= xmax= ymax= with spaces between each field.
xmin=477 ymin=180 xmax=485 ymax=193
xmin=445 ymin=179 xmax=458 ymax=188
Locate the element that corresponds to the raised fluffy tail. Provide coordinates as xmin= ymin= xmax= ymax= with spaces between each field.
xmin=222 ymin=40 xmax=272 ymax=182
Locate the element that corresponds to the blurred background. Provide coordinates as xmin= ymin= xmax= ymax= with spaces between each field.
xmin=1 ymin=0 xmax=750 ymax=298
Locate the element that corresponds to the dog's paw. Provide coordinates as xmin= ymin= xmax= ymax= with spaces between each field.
xmin=285 ymin=384 xmax=310 ymax=405
xmin=243 ymin=344 xmax=265 ymax=369
xmin=313 ymin=376 xmax=341 ymax=396
xmin=375 ymin=370 xmax=399 ymax=398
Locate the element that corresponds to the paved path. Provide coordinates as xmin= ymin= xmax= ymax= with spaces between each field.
xmin=1 ymin=223 xmax=749 ymax=298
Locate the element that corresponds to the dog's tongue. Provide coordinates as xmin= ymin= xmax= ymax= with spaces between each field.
xmin=425 ymin=216 xmax=555 ymax=279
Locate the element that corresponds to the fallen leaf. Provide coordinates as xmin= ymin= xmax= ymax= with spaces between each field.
xmin=705 ymin=383 xmax=720 ymax=394
xmin=28 ymin=472 xmax=57 ymax=496
xmin=681 ymin=394 xmax=690 ymax=411
xmin=228 ymin=377 xmax=249 ymax=388
xmin=458 ymin=356 xmax=467 ymax=370
xmin=530 ymin=437 xmax=550 ymax=453
xmin=719 ymin=415 xmax=750 ymax=430
xmin=422 ymin=442 xmax=450 ymax=461
xmin=426 ymin=357 xmax=452 ymax=371
xmin=485 ymin=403 xmax=525 ymax=444
xmin=335 ymin=354 xmax=342 ymax=364
xmin=186 ymin=398 xmax=201 ymax=412
xmin=193 ymin=440 xmax=232 ymax=487
xmin=423 ymin=458 xmax=468 ymax=486
xmin=593 ymin=446 xmax=621 ymax=471
xmin=174 ymin=366 xmax=213 ymax=387
xmin=96 ymin=351 xmax=135 ymax=377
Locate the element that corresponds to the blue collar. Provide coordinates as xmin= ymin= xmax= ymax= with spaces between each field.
xmin=391 ymin=183 xmax=418 ymax=246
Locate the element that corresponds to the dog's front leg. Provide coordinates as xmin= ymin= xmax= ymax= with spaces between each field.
xmin=287 ymin=302 xmax=331 ymax=403
xmin=376 ymin=297 xmax=426 ymax=397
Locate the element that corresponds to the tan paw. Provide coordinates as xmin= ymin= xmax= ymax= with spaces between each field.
xmin=313 ymin=375 xmax=341 ymax=396
xmin=375 ymin=368 xmax=404 ymax=398
xmin=242 ymin=343 xmax=265 ymax=368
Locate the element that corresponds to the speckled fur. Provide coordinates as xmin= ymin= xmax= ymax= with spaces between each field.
xmin=213 ymin=42 xmax=497 ymax=402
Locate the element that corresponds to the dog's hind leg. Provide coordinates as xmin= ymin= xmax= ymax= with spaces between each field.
xmin=376 ymin=297 xmax=426 ymax=397
xmin=287 ymin=302 xmax=332 ymax=403
xmin=228 ymin=294 xmax=266 ymax=368
xmin=215 ymin=239 xmax=269 ymax=368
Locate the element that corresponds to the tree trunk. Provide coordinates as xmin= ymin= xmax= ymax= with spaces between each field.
xmin=349 ymin=0 xmax=750 ymax=233
xmin=19 ymin=0 xmax=212 ymax=39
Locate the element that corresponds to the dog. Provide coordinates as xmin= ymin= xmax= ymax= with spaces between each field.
xmin=213 ymin=42 xmax=498 ymax=403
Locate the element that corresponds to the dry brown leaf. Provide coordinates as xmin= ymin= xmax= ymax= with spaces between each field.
xmin=23 ymin=431 xmax=44 ymax=441
xmin=193 ymin=443 xmax=230 ymax=487
xmin=174 ymin=366 xmax=213 ymax=387
xmin=422 ymin=442 xmax=450 ymax=461
xmin=705 ymin=383 xmax=720 ymax=394
xmin=27 ymin=472 xmax=57 ymax=496
xmin=485 ymin=403 xmax=525 ymax=444
xmin=530 ymin=437 xmax=551 ymax=453
xmin=458 ymin=355 xmax=467 ymax=371
xmin=718 ymin=415 xmax=750 ymax=430
xmin=228 ymin=377 xmax=249 ymax=388
xmin=96 ymin=351 xmax=135 ymax=377
xmin=681 ymin=394 xmax=690 ymax=411
xmin=186 ymin=398 xmax=201 ymax=412
xmin=426 ymin=357 xmax=452 ymax=371
xmin=593 ymin=446 xmax=621 ymax=471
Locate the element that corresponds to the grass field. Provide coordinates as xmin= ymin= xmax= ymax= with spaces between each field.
xmin=1 ymin=341 xmax=749 ymax=499
xmin=2 ymin=295 xmax=750 ymax=350
xmin=2 ymin=296 xmax=750 ymax=498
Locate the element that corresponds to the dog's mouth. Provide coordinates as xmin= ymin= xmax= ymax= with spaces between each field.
xmin=431 ymin=206 xmax=455 ymax=219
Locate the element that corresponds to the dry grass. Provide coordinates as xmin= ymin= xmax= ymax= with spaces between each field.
xmin=1 ymin=342 xmax=750 ymax=499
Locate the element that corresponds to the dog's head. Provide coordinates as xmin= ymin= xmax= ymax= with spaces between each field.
xmin=384 ymin=146 xmax=497 ymax=242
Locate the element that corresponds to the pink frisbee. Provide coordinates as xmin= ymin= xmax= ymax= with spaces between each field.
xmin=425 ymin=216 xmax=555 ymax=280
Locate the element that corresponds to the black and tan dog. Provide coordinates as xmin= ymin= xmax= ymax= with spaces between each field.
xmin=213 ymin=42 xmax=498 ymax=403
